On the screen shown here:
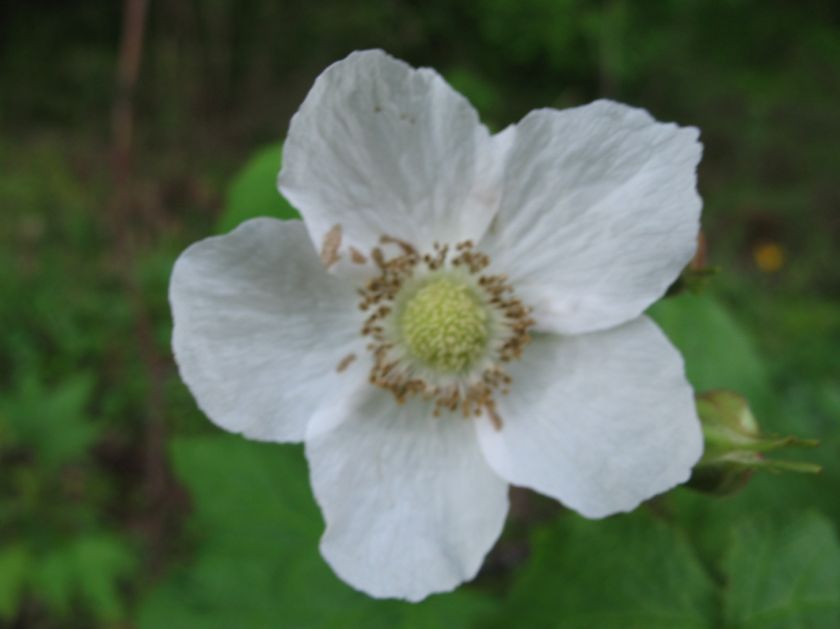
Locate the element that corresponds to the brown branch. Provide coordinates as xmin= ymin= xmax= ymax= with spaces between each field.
xmin=109 ymin=0 xmax=181 ymax=575
xmin=113 ymin=0 xmax=148 ymax=173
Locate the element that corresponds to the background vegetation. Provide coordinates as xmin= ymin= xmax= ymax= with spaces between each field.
xmin=1 ymin=0 xmax=838 ymax=626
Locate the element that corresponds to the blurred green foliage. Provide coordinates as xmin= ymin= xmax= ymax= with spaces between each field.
xmin=493 ymin=511 xmax=718 ymax=628
xmin=1 ymin=0 xmax=838 ymax=626
xmin=138 ymin=437 xmax=493 ymax=629
xmin=216 ymin=143 xmax=300 ymax=233
xmin=723 ymin=513 xmax=840 ymax=628
xmin=650 ymin=294 xmax=771 ymax=415
xmin=0 ymin=373 xmax=137 ymax=624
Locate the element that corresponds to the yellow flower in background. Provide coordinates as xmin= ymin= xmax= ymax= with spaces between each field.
xmin=753 ymin=242 xmax=785 ymax=273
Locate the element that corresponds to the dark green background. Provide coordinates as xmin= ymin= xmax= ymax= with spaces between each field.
xmin=1 ymin=0 xmax=838 ymax=626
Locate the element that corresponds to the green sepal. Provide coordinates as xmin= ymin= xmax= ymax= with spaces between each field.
xmin=688 ymin=390 xmax=820 ymax=495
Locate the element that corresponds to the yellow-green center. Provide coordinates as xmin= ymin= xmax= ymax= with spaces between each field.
xmin=399 ymin=277 xmax=489 ymax=373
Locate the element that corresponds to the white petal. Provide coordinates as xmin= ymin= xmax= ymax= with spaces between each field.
xmin=306 ymin=391 xmax=509 ymax=601
xmin=476 ymin=316 xmax=702 ymax=519
xmin=279 ymin=49 xmax=503 ymax=257
xmin=170 ymin=218 xmax=366 ymax=443
xmin=481 ymin=100 xmax=702 ymax=335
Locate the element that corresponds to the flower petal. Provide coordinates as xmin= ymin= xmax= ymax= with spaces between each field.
xmin=170 ymin=218 xmax=366 ymax=443
xmin=279 ymin=49 xmax=503 ymax=257
xmin=480 ymin=100 xmax=702 ymax=334
xmin=476 ymin=316 xmax=702 ymax=519
xmin=306 ymin=391 xmax=509 ymax=601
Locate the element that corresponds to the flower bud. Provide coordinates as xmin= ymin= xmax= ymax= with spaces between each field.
xmin=688 ymin=390 xmax=820 ymax=495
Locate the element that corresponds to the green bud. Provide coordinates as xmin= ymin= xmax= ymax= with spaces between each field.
xmin=688 ymin=390 xmax=820 ymax=495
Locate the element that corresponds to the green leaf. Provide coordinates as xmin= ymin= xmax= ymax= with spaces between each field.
xmin=216 ymin=143 xmax=300 ymax=234
xmin=444 ymin=68 xmax=501 ymax=124
xmin=32 ymin=534 xmax=136 ymax=623
xmin=723 ymin=512 xmax=840 ymax=628
xmin=0 ymin=374 xmax=99 ymax=467
xmin=649 ymin=293 xmax=771 ymax=415
xmin=493 ymin=512 xmax=717 ymax=629
xmin=0 ymin=545 xmax=29 ymax=620
xmin=138 ymin=436 xmax=494 ymax=628
xmin=70 ymin=535 xmax=137 ymax=622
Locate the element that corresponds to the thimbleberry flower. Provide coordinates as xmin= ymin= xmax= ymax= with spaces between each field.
xmin=170 ymin=50 xmax=704 ymax=601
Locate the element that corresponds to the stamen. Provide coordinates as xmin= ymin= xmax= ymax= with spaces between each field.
xmin=351 ymin=235 xmax=535 ymax=428
xmin=349 ymin=247 xmax=367 ymax=264
xmin=336 ymin=353 xmax=357 ymax=372
xmin=320 ymin=224 xmax=342 ymax=268
xmin=380 ymin=235 xmax=418 ymax=257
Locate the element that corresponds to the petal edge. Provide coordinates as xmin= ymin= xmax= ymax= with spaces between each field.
xmin=476 ymin=316 xmax=702 ymax=518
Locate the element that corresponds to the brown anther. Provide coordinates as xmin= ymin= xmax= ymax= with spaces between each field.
xmin=380 ymin=235 xmax=418 ymax=256
xmin=371 ymin=247 xmax=387 ymax=269
xmin=336 ymin=353 xmax=357 ymax=373
xmin=485 ymin=403 xmax=503 ymax=430
xmin=350 ymin=247 xmax=367 ymax=264
xmin=320 ymin=224 xmax=342 ymax=268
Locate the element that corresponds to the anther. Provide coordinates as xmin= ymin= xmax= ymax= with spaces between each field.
xmin=336 ymin=354 xmax=357 ymax=372
xmin=350 ymin=247 xmax=367 ymax=264
xmin=320 ymin=224 xmax=342 ymax=268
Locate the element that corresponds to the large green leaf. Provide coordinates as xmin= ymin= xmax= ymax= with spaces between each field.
xmin=216 ymin=143 xmax=300 ymax=234
xmin=723 ymin=512 xmax=840 ymax=628
xmin=492 ymin=512 xmax=717 ymax=629
xmin=138 ymin=436 xmax=494 ymax=628
xmin=649 ymin=293 xmax=771 ymax=412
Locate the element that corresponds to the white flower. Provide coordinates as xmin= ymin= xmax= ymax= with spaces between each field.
xmin=169 ymin=50 xmax=704 ymax=602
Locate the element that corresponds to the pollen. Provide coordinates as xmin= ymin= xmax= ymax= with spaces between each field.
xmin=399 ymin=277 xmax=489 ymax=373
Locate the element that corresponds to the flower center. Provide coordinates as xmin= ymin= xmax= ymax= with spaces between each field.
xmin=399 ymin=277 xmax=489 ymax=373
xmin=342 ymin=235 xmax=535 ymax=428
